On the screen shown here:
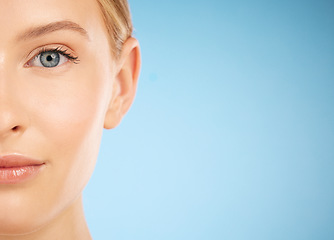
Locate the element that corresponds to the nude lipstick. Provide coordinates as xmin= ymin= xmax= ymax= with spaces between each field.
xmin=0 ymin=154 xmax=45 ymax=184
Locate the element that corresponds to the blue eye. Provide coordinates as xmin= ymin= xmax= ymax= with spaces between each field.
xmin=40 ymin=51 xmax=60 ymax=68
xmin=26 ymin=47 xmax=79 ymax=68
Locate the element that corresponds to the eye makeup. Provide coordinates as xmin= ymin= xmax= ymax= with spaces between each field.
xmin=24 ymin=45 xmax=80 ymax=68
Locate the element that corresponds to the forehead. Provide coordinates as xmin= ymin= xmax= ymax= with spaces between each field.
xmin=0 ymin=0 xmax=106 ymax=44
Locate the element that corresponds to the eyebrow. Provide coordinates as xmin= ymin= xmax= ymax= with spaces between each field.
xmin=16 ymin=20 xmax=90 ymax=41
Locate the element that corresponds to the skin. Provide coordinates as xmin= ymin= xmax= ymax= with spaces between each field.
xmin=0 ymin=0 xmax=140 ymax=239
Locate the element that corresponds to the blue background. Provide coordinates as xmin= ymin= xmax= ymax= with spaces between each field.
xmin=84 ymin=0 xmax=334 ymax=239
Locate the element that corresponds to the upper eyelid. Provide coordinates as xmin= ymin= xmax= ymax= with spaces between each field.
xmin=26 ymin=44 xmax=78 ymax=61
xmin=23 ymin=45 xmax=80 ymax=69
xmin=36 ymin=47 xmax=79 ymax=61
xmin=25 ymin=44 xmax=79 ymax=66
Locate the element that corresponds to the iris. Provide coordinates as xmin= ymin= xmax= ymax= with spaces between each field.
xmin=40 ymin=52 xmax=60 ymax=67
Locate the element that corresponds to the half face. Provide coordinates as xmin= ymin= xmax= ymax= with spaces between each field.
xmin=0 ymin=0 xmax=116 ymax=234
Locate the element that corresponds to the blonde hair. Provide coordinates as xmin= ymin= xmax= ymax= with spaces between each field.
xmin=96 ymin=0 xmax=133 ymax=57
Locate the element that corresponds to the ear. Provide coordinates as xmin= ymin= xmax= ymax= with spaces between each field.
xmin=104 ymin=37 xmax=141 ymax=129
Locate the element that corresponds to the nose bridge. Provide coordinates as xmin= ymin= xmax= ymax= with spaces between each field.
xmin=0 ymin=52 xmax=4 ymax=66
xmin=0 ymin=63 xmax=26 ymax=137
xmin=0 ymin=5 xmax=29 ymax=139
xmin=0 ymin=49 xmax=11 ymax=92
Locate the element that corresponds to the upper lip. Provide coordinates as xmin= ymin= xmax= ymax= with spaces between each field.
xmin=0 ymin=154 xmax=44 ymax=168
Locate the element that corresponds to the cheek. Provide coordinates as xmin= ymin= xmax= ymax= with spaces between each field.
xmin=22 ymin=63 xmax=112 ymax=193
xmin=39 ymin=79 xmax=104 ymax=150
xmin=34 ymin=73 xmax=105 ymax=148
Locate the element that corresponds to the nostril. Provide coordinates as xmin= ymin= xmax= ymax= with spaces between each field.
xmin=11 ymin=126 xmax=19 ymax=131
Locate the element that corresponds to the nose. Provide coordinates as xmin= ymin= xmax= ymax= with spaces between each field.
xmin=0 ymin=105 xmax=23 ymax=137
xmin=0 ymin=95 xmax=26 ymax=139
xmin=0 ymin=69 xmax=27 ymax=140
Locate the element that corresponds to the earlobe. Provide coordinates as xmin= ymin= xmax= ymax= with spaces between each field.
xmin=104 ymin=37 xmax=141 ymax=129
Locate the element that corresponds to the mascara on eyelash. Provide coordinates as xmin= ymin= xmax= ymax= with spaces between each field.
xmin=36 ymin=46 xmax=80 ymax=64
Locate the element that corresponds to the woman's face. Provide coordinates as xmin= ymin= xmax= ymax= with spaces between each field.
xmin=0 ymin=0 xmax=118 ymax=234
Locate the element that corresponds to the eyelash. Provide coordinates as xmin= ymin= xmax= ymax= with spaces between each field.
xmin=25 ymin=46 xmax=80 ymax=67
xmin=37 ymin=47 xmax=79 ymax=63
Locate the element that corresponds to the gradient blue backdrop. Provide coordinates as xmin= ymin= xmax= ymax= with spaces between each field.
xmin=84 ymin=0 xmax=334 ymax=239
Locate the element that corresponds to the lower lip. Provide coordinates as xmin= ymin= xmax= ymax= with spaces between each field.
xmin=0 ymin=165 xmax=44 ymax=184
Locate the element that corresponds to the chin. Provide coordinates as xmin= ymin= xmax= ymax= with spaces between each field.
xmin=0 ymin=194 xmax=49 ymax=236
xmin=0 ymin=214 xmax=43 ymax=236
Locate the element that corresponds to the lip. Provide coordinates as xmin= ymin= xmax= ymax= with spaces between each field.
xmin=0 ymin=154 xmax=45 ymax=184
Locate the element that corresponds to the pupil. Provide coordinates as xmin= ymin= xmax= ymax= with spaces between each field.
xmin=46 ymin=55 xmax=53 ymax=61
